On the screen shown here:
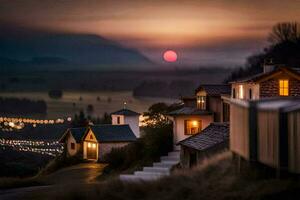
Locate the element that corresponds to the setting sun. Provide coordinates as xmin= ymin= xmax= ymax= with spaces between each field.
xmin=163 ymin=50 xmax=178 ymax=62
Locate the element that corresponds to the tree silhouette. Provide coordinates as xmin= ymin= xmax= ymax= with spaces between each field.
xmin=269 ymin=22 xmax=300 ymax=44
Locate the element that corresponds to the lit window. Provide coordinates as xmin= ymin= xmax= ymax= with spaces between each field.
xmin=279 ymin=80 xmax=289 ymax=96
xmin=197 ymin=96 xmax=206 ymax=110
xmin=87 ymin=142 xmax=91 ymax=148
xmin=92 ymin=143 xmax=96 ymax=149
xmin=239 ymin=85 xmax=244 ymax=99
xmin=184 ymin=120 xmax=202 ymax=135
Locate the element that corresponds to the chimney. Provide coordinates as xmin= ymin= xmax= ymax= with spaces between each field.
xmin=263 ymin=58 xmax=276 ymax=73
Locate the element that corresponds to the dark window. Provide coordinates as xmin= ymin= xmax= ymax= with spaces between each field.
xmin=117 ymin=116 xmax=121 ymax=124
xmin=90 ymin=134 xmax=93 ymax=139
xmin=249 ymin=89 xmax=252 ymax=99
xmin=71 ymin=143 xmax=75 ymax=150
xmin=232 ymin=88 xmax=236 ymax=98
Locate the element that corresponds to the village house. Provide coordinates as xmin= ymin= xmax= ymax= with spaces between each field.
xmin=230 ymin=65 xmax=300 ymax=100
xmin=59 ymin=108 xmax=139 ymax=161
xmin=169 ymin=84 xmax=230 ymax=150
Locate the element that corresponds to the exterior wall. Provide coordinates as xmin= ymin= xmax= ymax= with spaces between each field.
xmin=98 ymin=142 xmax=130 ymax=161
xmin=66 ymin=133 xmax=80 ymax=156
xmin=257 ymin=110 xmax=279 ymax=168
xmin=207 ymin=96 xmax=222 ymax=122
xmin=231 ymin=83 xmax=259 ymax=100
xmin=173 ymin=115 xmax=213 ymax=150
xmin=111 ymin=115 xmax=125 ymax=125
xmin=83 ymin=130 xmax=98 ymax=160
xmin=124 ymin=116 xmax=140 ymax=138
xmin=260 ymin=73 xmax=300 ymax=98
xmin=180 ymin=142 xmax=228 ymax=168
xmin=230 ymin=102 xmax=250 ymax=160
xmin=288 ymin=111 xmax=300 ymax=173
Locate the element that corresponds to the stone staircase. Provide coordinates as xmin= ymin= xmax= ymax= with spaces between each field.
xmin=119 ymin=151 xmax=180 ymax=182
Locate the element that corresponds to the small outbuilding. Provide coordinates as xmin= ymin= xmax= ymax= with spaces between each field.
xmin=178 ymin=122 xmax=229 ymax=168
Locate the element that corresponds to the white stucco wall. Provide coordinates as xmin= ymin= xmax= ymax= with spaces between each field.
xmin=124 ymin=116 xmax=140 ymax=138
xmin=66 ymin=133 xmax=79 ymax=156
xmin=172 ymin=115 xmax=214 ymax=150
xmin=232 ymin=83 xmax=260 ymax=100
xmin=111 ymin=115 xmax=125 ymax=125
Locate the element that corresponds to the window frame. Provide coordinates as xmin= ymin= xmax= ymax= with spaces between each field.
xmin=279 ymin=79 xmax=289 ymax=96
xmin=197 ymin=96 xmax=206 ymax=110
xmin=184 ymin=120 xmax=202 ymax=135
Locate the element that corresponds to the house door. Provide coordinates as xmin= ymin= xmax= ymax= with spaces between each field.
xmin=86 ymin=142 xmax=97 ymax=160
xmin=189 ymin=152 xmax=197 ymax=168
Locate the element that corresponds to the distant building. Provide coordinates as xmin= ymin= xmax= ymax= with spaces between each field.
xmin=59 ymin=125 xmax=136 ymax=161
xmin=60 ymin=108 xmax=139 ymax=161
xmin=178 ymin=123 xmax=229 ymax=168
xmin=111 ymin=108 xmax=141 ymax=138
xmin=169 ymin=84 xmax=230 ymax=150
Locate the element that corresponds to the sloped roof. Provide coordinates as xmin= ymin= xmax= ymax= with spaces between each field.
xmin=0 ymin=124 xmax=71 ymax=141
xmin=68 ymin=127 xmax=87 ymax=142
xmin=195 ymin=84 xmax=231 ymax=96
xmin=111 ymin=108 xmax=140 ymax=116
xmin=230 ymin=67 xmax=300 ymax=84
xmin=168 ymin=107 xmax=212 ymax=116
xmin=178 ymin=123 xmax=229 ymax=151
xmin=90 ymin=124 xmax=136 ymax=142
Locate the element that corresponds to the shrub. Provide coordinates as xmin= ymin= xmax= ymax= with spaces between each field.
xmin=103 ymin=124 xmax=173 ymax=172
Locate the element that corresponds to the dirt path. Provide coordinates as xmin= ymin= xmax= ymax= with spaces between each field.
xmin=0 ymin=163 xmax=106 ymax=200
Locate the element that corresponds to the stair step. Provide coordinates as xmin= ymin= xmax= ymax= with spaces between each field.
xmin=160 ymin=156 xmax=180 ymax=162
xmin=153 ymin=162 xmax=174 ymax=168
xmin=135 ymin=171 xmax=168 ymax=176
xmin=161 ymin=160 xmax=179 ymax=165
xmin=143 ymin=167 xmax=170 ymax=173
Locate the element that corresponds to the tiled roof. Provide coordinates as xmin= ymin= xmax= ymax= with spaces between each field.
xmin=230 ymin=67 xmax=300 ymax=83
xmin=68 ymin=127 xmax=87 ymax=143
xmin=195 ymin=84 xmax=231 ymax=96
xmin=90 ymin=124 xmax=136 ymax=142
xmin=178 ymin=123 xmax=229 ymax=151
xmin=168 ymin=107 xmax=212 ymax=116
xmin=111 ymin=108 xmax=140 ymax=116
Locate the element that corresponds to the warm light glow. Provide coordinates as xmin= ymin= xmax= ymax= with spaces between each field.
xmin=88 ymin=142 xmax=91 ymax=148
xmin=92 ymin=143 xmax=96 ymax=149
xmin=279 ymin=80 xmax=289 ymax=96
xmin=192 ymin=120 xmax=198 ymax=126
xmin=239 ymin=85 xmax=244 ymax=99
xmin=163 ymin=50 xmax=177 ymax=62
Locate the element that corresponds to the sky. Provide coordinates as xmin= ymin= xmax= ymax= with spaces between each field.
xmin=1 ymin=0 xmax=300 ymax=67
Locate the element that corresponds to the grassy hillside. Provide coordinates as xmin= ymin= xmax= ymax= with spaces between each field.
xmin=25 ymin=151 xmax=300 ymax=200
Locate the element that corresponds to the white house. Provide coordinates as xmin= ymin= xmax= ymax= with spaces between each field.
xmin=111 ymin=108 xmax=141 ymax=138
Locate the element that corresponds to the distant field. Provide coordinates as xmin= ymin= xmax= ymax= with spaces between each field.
xmin=0 ymin=91 xmax=176 ymax=118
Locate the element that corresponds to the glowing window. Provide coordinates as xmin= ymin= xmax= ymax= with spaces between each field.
xmin=92 ymin=143 xmax=96 ymax=149
xmin=239 ymin=85 xmax=244 ymax=99
xmin=197 ymin=96 xmax=206 ymax=110
xmin=87 ymin=142 xmax=91 ymax=148
xmin=279 ymin=80 xmax=289 ymax=96
xmin=184 ymin=120 xmax=202 ymax=135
